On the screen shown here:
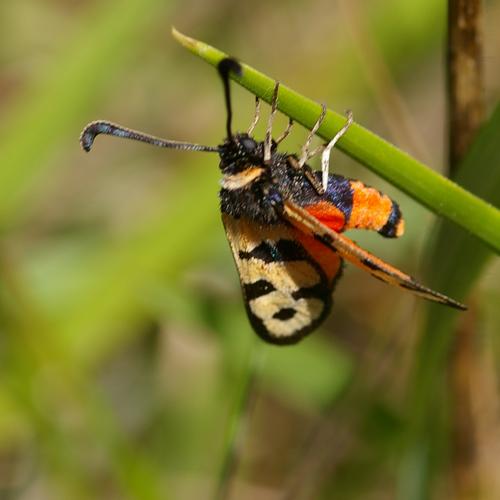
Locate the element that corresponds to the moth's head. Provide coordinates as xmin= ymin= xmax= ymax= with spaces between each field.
xmin=217 ymin=58 xmax=280 ymax=174
xmin=218 ymin=133 xmax=266 ymax=174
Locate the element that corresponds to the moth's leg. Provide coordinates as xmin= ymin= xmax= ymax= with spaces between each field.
xmin=247 ymin=96 xmax=260 ymax=135
xmin=298 ymin=104 xmax=326 ymax=168
xmin=286 ymin=104 xmax=328 ymax=196
xmin=293 ymin=110 xmax=352 ymax=197
xmin=321 ymin=110 xmax=353 ymax=190
xmin=287 ymin=155 xmax=325 ymax=196
xmin=275 ymin=118 xmax=294 ymax=145
xmin=264 ymin=82 xmax=280 ymax=163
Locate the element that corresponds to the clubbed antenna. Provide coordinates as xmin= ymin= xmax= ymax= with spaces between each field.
xmin=79 ymin=121 xmax=219 ymax=153
xmin=217 ymin=58 xmax=242 ymax=140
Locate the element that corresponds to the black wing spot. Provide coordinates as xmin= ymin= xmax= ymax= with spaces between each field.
xmin=275 ymin=239 xmax=308 ymax=260
xmin=239 ymin=242 xmax=276 ymax=263
xmin=315 ymin=233 xmax=334 ymax=246
xmin=244 ymin=280 xmax=276 ymax=300
xmin=273 ymin=308 xmax=297 ymax=321
xmin=361 ymin=258 xmax=379 ymax=271
xmin=399 ymin=281 xmax=419 ymax=292
xmin=239 ymin=239 xmax=307 ymax=263
xmin=292 ymin=284 xmax=328 ymax=300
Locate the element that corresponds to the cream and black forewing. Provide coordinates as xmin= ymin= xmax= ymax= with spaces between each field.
xmin=222 ymin=214 xmax=338 ymax=344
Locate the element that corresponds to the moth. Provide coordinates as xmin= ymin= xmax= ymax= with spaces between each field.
xmin=80 ymin=57 xmax=466 ymax=345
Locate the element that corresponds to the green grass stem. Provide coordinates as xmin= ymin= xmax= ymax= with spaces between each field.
xmin=172 ymin=28 xmax=500 ymax=254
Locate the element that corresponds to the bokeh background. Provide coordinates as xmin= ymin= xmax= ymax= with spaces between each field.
xmin=0 ymin=1 xmax=499 ymax=499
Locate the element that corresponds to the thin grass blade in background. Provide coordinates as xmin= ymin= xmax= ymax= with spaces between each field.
xmin=0 ymin=0 xmax=170 ymax=223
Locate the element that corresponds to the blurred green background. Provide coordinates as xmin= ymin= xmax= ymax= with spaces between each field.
xmin=0 ymin=1 xmax=499 ymax=499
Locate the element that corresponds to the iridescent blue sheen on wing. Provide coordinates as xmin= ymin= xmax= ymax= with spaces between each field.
xmin=323 ymin=173 xmax=354 ymax=222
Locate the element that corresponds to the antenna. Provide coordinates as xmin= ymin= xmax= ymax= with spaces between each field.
xmin=80 ymin=121 xmax=219 ymax=153
xmin=217 ymin=58 xmax=242 ymax=140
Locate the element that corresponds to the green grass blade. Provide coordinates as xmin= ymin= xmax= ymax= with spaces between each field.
xmin=0 ymin=1 xmax=175 ymax=497
xmin=214 ymin=339 xmax=264 ymax=500
xmin=427 ymin=102 xmax=500 ymax=300
xmin=172 ymin=29 xmax=500 ymax=254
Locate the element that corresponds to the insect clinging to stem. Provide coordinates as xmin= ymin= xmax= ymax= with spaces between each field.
xmin=80 ymin=56 xmax=466 ymax=345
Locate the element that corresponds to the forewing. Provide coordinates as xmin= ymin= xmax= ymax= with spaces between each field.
xmin=284 ymin=201 xmax=466 ymax=310
xmin=222 ymin=213 xmax=342 ymax=344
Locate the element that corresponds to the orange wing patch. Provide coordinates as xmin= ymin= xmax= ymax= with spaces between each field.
xmin=304 ymin=201 xmax=345 ymax=233
xmin=295 ymin=231 xmax=343 ymax=283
